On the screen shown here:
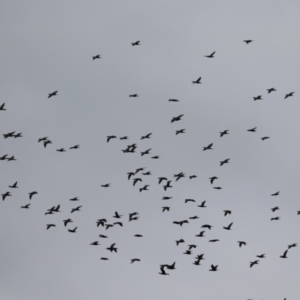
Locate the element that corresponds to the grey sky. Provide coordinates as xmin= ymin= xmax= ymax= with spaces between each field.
xmin=1 ymin=1 xmax=300 ymax=299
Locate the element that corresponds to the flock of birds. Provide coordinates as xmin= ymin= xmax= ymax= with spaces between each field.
xmin=1 ymin=38 xmax=296 ymax=300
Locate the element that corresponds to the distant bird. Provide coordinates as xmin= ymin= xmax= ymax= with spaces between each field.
xmin=163 ymin=180 xmax=172 ymax=191
xmin=9 ymin=181 xmax=18 ymax=188
xmin=162 ymin=206 xmax=170 ymax=212
xmin=185 ymin=199 xmax=195 ymax=203
xmin=203 ymin=143 xmax=213 ymax=151
xmin=127 ymin=172 xmax=135 ymax=180
xmin=183 ymin=250 xmax=192 ymax=255
xmin=189 ymin=216 xmax=199 ymax=220
xmin=250 ymin=260 xmax=259 ymax=268
xmin=48 ymin=91 xmax=58 ymax=98
xmin=3 ymin=131 xmax=15 ymax=139
xmin=90 ymin=241 xmax=99 ymax=246
xmin=68 ymin=227 xmax=77 ymax=233
xmin=134 ymin=234 xmax=143 ymax=237
xmin=284 ymin=92 xmax=294 ymax=99
xmin=271 ymin=191 xmax=280 ymax=196
xmin=141 ymin=133 xmax=152 ymax=139
xmin=63 ymin=219 xmax=73 ymax=226
xmin=288 ymin=243 xmax=297 ymax=249
xmin=114 ymin=222 xmax=123 ymax=227
xmin=158 ymin=177 xmax=168 ymax=184
xmin=69 ymin=197 xmax=79 ymax=201
xmin=71 ymin=206 xmax=82 ymax=213
xmin=195 ymin=231 xmax=205 ymax=237
xmin=198 ymin=200 xmax=206 ymax=208
xmin=243 ymin=40 xmax=253 ymax=44
xmin=70 ymin=145 xmax=80 ymax=149
xmin=169 ymin=99 xmax=179 ymax=102
xmin=56 ymin=148 xmax=66 ymax=152
xmin=271 ymin=206 xmax=279 ymax=212
xmin=209 ymin=264 xmax=218 ymax=271
xmin=189 ymin=175 xmax=197 ymax=179
xmin=214 ymin=187 xmax=222 ymax=190
xmin=256 ymin=254 xmax=265 ymax=258
xmin=253 ymin=95 xmax=262 ymax=101
xmin=119 ymin=136 xmax=128 ymax=140
xmin=176 ymin=129 xmax=186 ymax=135
xmin=139 ymin=185 xmax=149 ymax=192
xmin=107 ymin=136 xmax=117 ymax=142
xmin=29 ymin=191 xmax=38 ymax=200
xmin=130 ymin=258 xmax=141 ymax=264
xmin=93 ymin=54 xmax=101 ymax=60
xmin=46 ymin=224 xmax=56 ymax=230
xmin=261 ymin=136 xmax=270 ymax=141
xmin=223 ymin=222 xmax=233 ymax=230
xmin=113 ymin=211 xmax=123 ymax=219
xmin=100 ymin=257 xmax=109 ymax=260
xmin=135 ymin=167 xmax=145 ymax=174
xmin=280 ymin=250 xmax=288 ymax=258
xmin=223 ymin=210 xmax=231 ymax=216
xmin=247 ymin=127 xmax=257 ymax=132
xmin=192 ymin=77 xmax=202 ymax=84
xmin=141 ymin=148 xmax=151 ymax=156
xmin=131 ymin=41 xmax=140 ymax=46
xmin=202 ymin=224 xmax=212 ymax=230
xmin=159 ymin=266 xmax=169 ymax=275
xmin=13 ymin=132 xmax=23 ymax=138
xmin=171 ymin=114 xmax=184 ymax=123
xmin=267 ymin=88 xmax=276 ymax=93
xmin=43 ymin=140 xmax=52 ymax=148
xmin=220 ymin=158 xmax=230 ymax=166
xmin=142 ymin=171 xmax=151 ymax=175
xmin=271 ymin=217 xmax=280 ymax=221
xmin=209 ymin=176 xmax=218 ymax=184
xmin=99 ymin=234 xmax=108 ymax=238
xmin=106 ymin=243 xmax=118 ymax=253
xmin=173 ymin=220 xmax=189 ymax=226
xmin=220 ymin=130 xmax=229 ymax=137
xmin=21 ymin=204 xmax=30 ymax=209
xmin=0 ymin=103 xmax=6 ymax=111
xmin=151 ymin=156 xmax=160 ymax=159
xmin=101 ymin=183 xmax=110 ymax=187
xmin=238 ymin=241 xmax=246 ymax=247
xmin=38 ymin=137 xmax=48 ymax=143
xmin=133 ymin=178 xmax=142 ymax=186
xmin=129 ymin=94 xmax=139 ymax=97
xmin=209 ymin=239 xmax=220 ymax=243
xmin=204 ymin=51 xmax=215 ymax=58
xmin=7 ymin=156 xmax=16 ymax=161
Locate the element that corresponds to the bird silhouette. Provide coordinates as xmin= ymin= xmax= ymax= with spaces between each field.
xmin=238 ymin=241 xmax=246 ymax=247
xmin=256 ymin=254 xmax=266 ymax=258
xmin=204 ymin=51 xmax=215 ymax=58
xmin=247 ymin=127 xmax=257 ymax=132
xmin=253 ymin=95 xmax=262 ymax=101
xmin=280 ymin=250 xmax=288 ymax=258
xmin=93 ymin=54 xmax=101 ymax=60
xmin=46 ymin=224 xmax=56 ymax=230
xmin=223 ymin=210 xmax=232 ymax=216
xmin=209 ymin=176 xmax=218 ymax=184
xmin=131 ymin=41 xmax=140 ymax=46
xmin=198 ymin=200 xmax=206 ymax=208
xmin=21 ymin=204 xmax=30 ymax=209
xmin=107 ymin=136 xmax=117 ymax=142
xmin=171 ymin=114 xmax=184 ymax=123
xmin=90 ymin=241 xmax=100 ymax=246
xmin=71 ymin=206 xmax=82 ymax=213
xmin=139 ymin=185 xmax=149 ymax=192
xmin=0 ymin=103 xmax=6 ymax=111
xmin=169 ymin=99 xmax=179 ymax=102
xmin=162 ymin=206 xmax=170 ymax=212
xmin=63 ymin=219 xmax=73 ymax=226
xmin=202 ymin=224 xmax=212 ymax=230
xmin=223 ymin=222 xmax=233 ymax=230
xmin=29 ymin=191 xmax=38 ymax=200
xmin=261 ymin=136 xmax=270 ymax=141
xmin=271 ymin=191 xmax=280 ymax=196
xmin=9 ymin=181 xmax=18 ymax=188
xmin=284 ymin=92 xmax=294 ymax=99
xmin=101 ymin=183 xmax=110 ymax=187
xmin=267 ymin=88 xmax=276 ymax=93
xmin=129 ymin=94 xmax=139 ymax=97
xmin=176 ymin=129 xmax=186 ymax=135
xmin=220 ymin=130 xmax=229 ymax=137
xmin=209 ymin=264 xmax=218 ymax=271
xmin=141 ymin=133 xmax=152 ymax=139
xmin=250 ymin=260 xmax=259 ymax=268
xmin=220 ymin=158 xmax=230 ymax=166
xmin=70 ymin=145 xmax=80 ymax=149
xmin=243 ymin=40 xmax=253 ymax=44
xmin=203 ymin=143 xmax=213 ymax=151
xmin=48 ymin=91 xmax=58 ymax=98
xmin=195 ymin=231 xmax=205 ymax=237
xmin=192 ymin=77 xmax=202 ymax=84
xmin=68 ymin=227 xmax=77 ymax=233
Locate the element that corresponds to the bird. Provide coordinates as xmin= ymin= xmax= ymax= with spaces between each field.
xmin=256 ymin=254 xmax=266 ymax=258
xmin=93 ymin=54 xmax=101 ymax=60
xmin=173 ymin=220 xmax=189 ymax=226
xmin=162 ymin=206 xmax=170 ymax=212
xmin=159 ymin=266 xmax=169 ymax=275
xmin=129 ymin=94 xmax=139 ymax=97
xmin=3 ymin=131 xmax=15 ymax=139
xmin=113 ymin=211 xmax=122 ymax=218
xmin=214 ymin=187 xmax=222 ymax=190
xmin=209 ymin=176 xmax=218 ymax=184
xmin=288 ymin=243 xmax=297 ymax=249
xmin=189 ymin=216 xmax=199 ymax=220
xmin=271 ymin=206 xmax=279 ymax=212
xmin=169 ymin=99 xmax=179 ymax=102
xmin=158 ymin=177 xmax=168 ymax=184
xmin=238 ymin=241 xmax=246 ymax=247
xmin=189 ymin=175 xmax=197 ymax=179
xmin=134 ymin=234 xmax=143 ymax=237
xmin=21 ymin=204 xmax=30 ymax=209
xmin=119 ymin=136 xmax=128 ymax=140
xmin=176 ymin=129 xmax=186 ymax=135
xmin=101 ymin=183 xmax=110 ymax=187
xmin=127 ymin=172 xmax=135 ymax=180
xmin=13 ymin=132 xmax=23 ymax=138
xmin=202 ymin=224 xmax=212 ymax=230
xmin=131 ymin=40 xmax=140 ymax=46
xmin=71 ymin=206 xmax=82 ymax=213
xmin=43 ymin=140 xmax=52 ymax=148
xmin=106 ymin=243 xmax=118 ymax=253
xmin=195 ymin=231 xmax=205 ymax=237
xmin=90 ymin=241 xmax=100 ymax=246
xmin=130 ymin=258 xmax=140 ymax=264
xmin=171 ymin=114 xmax=184 ymax=123
xmin=29 ymin=191 xmax=38 ymax=200
xmin=243 ymin=40 xmax=253 ymax=44
xmin=253 ymin=95 xmax=262 ymax=101
xmin=48 ymin=91 xmax=58 ymax=98
xmin=223 ymin=210 xmax=232 ymax=216
xmin=209 ymin=239 xmax=220 ymax=243
xmin=163 ymin=180 xmax=172 ymax=191
xmin=114 ymin=222 xmax=123 ymax=227
xmin=284 ymin=92 xmax=294 ymax=99
xmin=142 ymin=171 xmax=151 ymax=175
xmin=56 ymin=148 xmax=66 ymax=152
xmin=271 ymin=217 xmax=280 ymax=221
xmin=185 ymin=199 xmax=195 ymax=203
xmin=280 ymin=250 xmax=288 ymax=258
xmin=271 ymin=191 xmax=280 ymax=196
xmin=133 ymin=178 xmax=142 ymax=186
xmin=141 ymin=148 xmax=151 ymax=156
xmin=68 ymin=227 xmax=77 ymax=233
xmin=135 ymin=167 xmax=145 ymax=174
xmin=204 ymin=51 xmax=215 ymax=58
xmin=38 ymin=137 xmax=48 ymax=143
xmin=220 ymin=130 xmax=229 ymax=137
xmin=192 ymin=77 xmax=202 ymax=84
xmin=8 ymin=181 xmax=18 ymax=188
xmin=198 ymin=200 xmax=206 ymax=208
xmin=46 ymin=224 xmax=56 ymax=230
xmin=247 ymin=127 xmax=257 ymax=132
xmin=70 ymin=145 xmax=80 ymax=149
xmin=250 ymin=260 xmax=259 ymax=268
xmin=209 ymin=265 xmax=218 ymax=271
xmin=267 ymin=88 xmax=276 ymax=93
xmin=151 ymin=156 xmax=160 ymax=159
xmin=223 ymin=222 xmax=233 ymax=230
xmin=184 ymin=250 xmax=192 ymax=255
xmin=100 ymin=257 xmax=109 ymax=261
xmin=220 ymin=158 xmax=230 ymax=166
xmin=0 ymin=103 xmax=6 ymax=111
xmin=261 ymin=136 xmax=270 ymax=141
xmin=107 ymin=136 xmax=117 ymax=142
xmin=141 ymin=133 xmax=152 ymax=139
xmin=63 ymin=219 xmax=73 ymax=226
xmin=69 ymin=197 xmax=79 ymax=201
xmin=203 ymin=143 xmax=213 ymax=151
xmin=139 ymin=185 xmax=149 ymax=192
xmin=99 ymin=234 xmax=108 ymax=238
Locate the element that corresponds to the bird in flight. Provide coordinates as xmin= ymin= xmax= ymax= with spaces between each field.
xmin=106 ymin=243 xmax=118 ymax=253
xmin=93 ymin=54 xmax=101 ymax=60
xmin=256 ymin=254 xmax=265 ymax=258
xmin=141 ymin=133 xmax=152 ymax=139
xmin=267 ymin=88 xmax=276 ymax=93
xmin=250 ymin=260 xmax=259 ymax=268
xmin=204 ymin=51 xmax=216 ymax=58
xmin=224 ymin=210 xmax=232 ymax=216
xmin=238 ymin=241 xmax=246 ymax=247
xmin=195 ymin=231 xmax=205 ymax=237
xmin=176 ymin=129 xmax=185 ymax=135
xmin=192 ymin=77 xmax=202 ymax=84
xmin=223 ymin=222 xmax=233 ymax=230
xmin=68 ymin=227 xmax=77 ymax=233
xmin=101 ymin=183 xmax=110 ymax=187
xmin=220 ymin=130 xmax=229 ymax=137
xmin=130 ymin=258 xmax=141 ymax=264
xmin=139 ymin=185 xmax=149 ymax=192
xmin=0 ymin=103 xmax=6 ymax=111
xmin=284 ymin=92 xmax=294 ymax=99
xmin=131 ymin=41 xmax=140 ymax=46
xmin=220 ymin=158 xmax=230 ymax=166
xmin=129 ymin=94 xmax=139 ymax=97
xmin=29 ymin=191 xmax=38 ymax=200
xmin=202 ymin=224 xmax=212 ymax=230
xmin=70 ymin=145 xmax=80 ymax=149
xmin=107 ymin=136 xmax=117 ymax=142
xmin=209 ymin=176 xmax=218 ymax=184
xmin=261 ymin=136 xmax=269 ymax=141
xmin=48 ymin=91 xmax=58 ymax=98
xmin=9 ymin=181 xmax=18 ymax=188
xmin=209 ymin=264 xmax=218 ymax=271
xmin=71 ymin=206 xmax=82 ymax=213
xmin=169 ymin=99 xmax=179 ymax=102
xmin=203 ymin=143 xmax=213 ymax=151
xmin=173 ymin=220 xmax=189 ymax=226
xmin=63 ymin=219 xmax=73 ymax=226
xmin=159 ymin=266 xmax=169 ymax=275
xmin=247 ymin=127 xmax=257 ymax=132
xmin=288 ymin=243 xmax=297 ymax=249
xmin=271 ymin=191 xmax=280 ymax=196
xmin=21 ymin=204 xmax=30 ymax=209
xmin=171 ymin=114 xmax=184 ymax=123
xmin=280 ymin=250 xmax=288 ymax=258
xmin=253 ymin=95 xmax=262 ymax=101
xmin=162 ymin=206 xmax=170 ymax=212
xmin=43 ymin=140 xmax=52 ymax=148
xmin=46 ymin=224 xmax=56 ymax=230
xmin=243 ymin=40 xmax=253 ymax=44
xmin=56 ymin=148 xmax=66 ymax=152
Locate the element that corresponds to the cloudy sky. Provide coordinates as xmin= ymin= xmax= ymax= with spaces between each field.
xmin=1 ymin=1 xmax=300 ymax=299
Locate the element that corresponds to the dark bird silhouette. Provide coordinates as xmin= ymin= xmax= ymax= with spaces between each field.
xmin=141 ymin=148 xmax=151 ymax=156
xmin=243 ymin=40 xmax=253 ymax=44
xmin=284 ymin=92 xmax=294 ymax=99
xmin=131 ymin=258 xmax=140 ymax=264
xmin=127 ymin=172 xmax=135 ymax=180
xmin=189 ymin=216 xmax=199 ymax=220
xmin=267 ymin=88 xmax=276 ymax=93
xmin=159 ymin=266 xmax=169 ymax=275
xmin=107 ymin=136 xmax=117 ymax=142
xmin=93 ymin=54 xmax=101 ymax=60
xmin=113 ymin=211 xmax=122 ymax=219
xmin=247 ymin=127 xmax=257 ymax=132
xmin=114 ymin=222 xmax=123 ymax=227
xmin=253 ymin=95 xmax=262 ymax=101
xmin=38 ymin=137 xmax=48 ymax=143
xmin=271 ymin=191 xmax=280 ymax=196
xmin=169 ymin=99 xmax=179 ymax=102
xmin=139 ymin=185 xmax=149 ymax=192
xmin=209 ymin=239 xmax=220 ymax=243
xmin=173 ymin=220 xmax=189 ymax=226
xmin=133 ymin=178 xmax=142 ymax=186
xmin=96 ymin=219 xmax=107 ymax=227
xmin=56 ymin=148 xmax=66 ymax=152
xmin=3 ymin=131 xmax=15 ymax=139
xmin=131 ymin=41 xmax=140 ymax=46
xmin=224 ymin=210 xmax=232 ymax=216
xmin=69 ymin=197 xmax=79 ymax=201
xmin=220 ymin=158 xmax=230 ymax=166
xmin=209 ymin=176 xmax=218 ymax=184
xmin=13 ymin=132 xmax=23 ymax=138
xmin=120 ymin=136 xmax=128 ymax=140
xmin=151 ymin=155 xmax=160 ymax=159
xmin=209 ymin=265 xmax=218 ymax=271
xmin=185 ymin=199 xmax=195 ymax=203
xmin=134 ymin=234 xmax=143 ymax=237
xmin=189 ymin=175 xmax=197 ymax=179
xmin=256 ymin=254 xmax=265 ymax=258
xmin=43 ymin=140 xmax=52 ymax=148
xmin=174 ymin=172 xmax=185 ymax=181
xmin=141 ymin=133 xmax=152 ymax=139
xmin=162 ymin=196 xmax=172 ymax=200
xmin=261 ymin=136 xmax=270 ymax=141
xmin=280 ymin=250 xmax=288 ymax=258
xmin=7 ymin=155 xmax=16 ymax=161
xmin=101 ymin=183 xmax=110 ymax=187
xmin=223 ymin=222 xmax=233 ymax=230
xmin=288 ymin=243 xmax=297 ymax=249
xmin=105 ymin=224 xmax=113 ymax=229
xmin=204 ymin=51 xmax=215 ymax=58
xmin=163 ymin=180 xmax=172 ymax=191
xmin=195 ymin=231 xmax=205 ymax=237
xmin=184 ymin=250 xmax=192 ymax=255
xmin=142 ymin=171 xmax=151 ymax=175
xmin=271 ymin=206 xmax=279 ymax=212
xmin=106 ymin=243 xmax=118 ymax=253
xmin=202 ymin=224 xmax=212 ymax=230
xmin=162 ymin=206 xmax=170 ymax=212
xmin=0 ymin=103 xmax=6 ymax=111
xmin=214 ymin=187 xmax=222 ymax=190
xmin=29 ymin=191 xmax=38 ymax=200
xmin=198 ymin=200 xmax=206 ymax=208
xmin=71 ymin=206 xmax=82 ymax=213
xmin=21 ymin=203 xmax=30 ymax=209
xmin=192 ymin=77 xmax=202 ymax=84
xmin=238 ymin=241 xmax=246 ymax=247
xmin=100 ymin=257 xmax=109 ymax=260
xmin=68 ymin=227 xmax=77 ymax=233
xmin=203 ymin=143 xmax=213 ymax=151
xmin=63 ymin=219 xmax=73 ymax=226
xmin=250 ymin=260 xmax=259 ymax=268
xmin=176 ymin=129 xmax=186 ymax=135
xmin=46 ymin=224 xmax=56 ymax=230
xmin=158 ymin=177 xmax=168 ymax=184
xmin=70 ymin=145 xmax=80 ymax=149
xmin=220 ymin=130 xmax=229 ymax=137
xmin=9 ymin=181 xmax=18 ymax=188
xmin=171 ymin=114 xmax=184 ymax=123
xmin=48 ymin=91 xmax=58 ymax=98
xmin=129 ymin=94 xmax=139 ymax=97
xmin=135 ymin=167 xmax=145 ymax=175
xmin=99 ymin=234 xmax=108 ymax=238
xmin=90 ymin=241 xmax=99 ymax=246
xmin=271 ymin=217 xmax=280 ymax=221
xmin=0 ymin=154 xmax=8 ymax=160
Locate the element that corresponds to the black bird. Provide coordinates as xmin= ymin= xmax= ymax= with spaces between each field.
xmin=223 ymin=210 xmax=231 ymax=216
xmin=135 ymin=167 xmax=145 ymax=174
xmin=114 ymin=222 xmax=123 ymax=227
xmin=38 ymin=137 xmax=48 ymax=143
xmin=189 ymin=175 xmax=197 ymax=179
xmin=134 ymin=234 xmax=143 ymax=237
xmin=184 ymin=250 xmax=192 ymax=255
xmin=243 ymin=40 xmax=253 ymax=44
xmin=46 ymin=224 xmax=56 ymax=230
xmin=70 ymin=145 xmax=80 ymax=149
xmin=151 ymin=156 xmax=160 ymax=159
xmin=256 ymin=254 xmax=266 ymax=258
xmin=220 ymin=130 xmax=229 ymax=137
xmin=162 ymin=206 xmax=170 ymax=212
xmin=198 ymin=200 xmax=206 ymax=208
xmin=171 ymin=114 xmax=184 ymax=123
xmin=7 ymin=156 xmax=16 ymax=161
xmin=106 ymin=224 xmax=114 ymax=229
xmin=131 ymin=258 xmax=140 ymax=264
xmin=96 ymin=219 xmax=107 ymax=227
xmin=284 ymin=92 xmax=294 ymax=99
xmin=93 ymin=54 xmax=101 ymax=60
xmin=48 ymin=91 xmax=58 ymax=98
xmin=209 ymin=239 xmax=220 ymax=243
xmin=3 ymin=131 xmax=15 ymax=139
xmin=71 ymin=206 xmax=82 ymax=213
xmin=173 ymin=220 xmax=189 ymax=226
xmin=13 ymin=132 xmax=23 ymax=138
xmin=0 ymin=154 xmax=8 ymax=160
xmin=129 ymin=94 xmax=139 ymax=97
xmin=261 ymin=136 xmax=270 ymax=141
xmin=141 ymin=133 xmax=152 ymax=139
xmin=288 ymin=243 xmax=297 ymax=249
xmin=189 ymin=216 xmax=199 ymax=220
xmin=209 ymin=176 xmax=218 ymax=184
xmin=141 ymin=148 xmax=151 ymax=156
xmin=9 ymin=181 xmax=18 ymax=188
xmin=267 ymin=88 xmax=276 ymax=93
xmin=280 ymin=250 xmax=288 ymax=258
xmin=100 ymin=257 xmax=109 ymax=260
xmin=63 ymin=219 xmax=73 ymax=226
xmin=142 ymin=171 xmax=151 ymax=175
xmin=220 ymin=158 xmax=230 ymax=166
xmin=99 ymin=234 xmax=108 ymax=238
xmin=107 ymin=136 xmax=117 ymax=142
xmin=29 ymin=191 xmax=38 ymax=200
xmin=139 ymin=185 xmax=149 ymax=192
xmin=0 ymin=103 xmax=6 ymax=111
xmin=271 ymin=206 xmax=279 ymax=212
xmin=56 ymin=148 xmax=66 ymax=152
xmin=176 ymin=129 xmax=186 ymax=135
xmin=162 ymin=196 xmax=172 ymax=200
xmin=247 ymin=127 xmax=257 ymax=132
xmin=159 ymin=266 xmax=169 ymax=275
xmin=204 ymin=51 xmax=215 ymax=58
xmin=185 ymin=199 xmax=195 ymax=203
xmin=68 ymin=227 xmax=77 ymax=233
xmin=195 ymin=231 xmax=205 ymax=237
xmin=253 ymin=95 xmax=262 ymax=101
xmin=209 ymin=265 xmax=218 ymax=271
xmin=90 ymin=241 xmax=100 ymax=246
xmin=250 ymin=260 xmax=259 ymax=268
xmin=21 ymin=204 xmax=30 ymax=209
xmin=101 ymin=183 xmax=110 ymax=187
xmin=131 ymin=41 xmax=140 ymax=46
xmin=271 ymin=191 xmax=280 ymax=196
xmin=127 ymin=172 xmax=135 ymax=180
xmin=120 ymin=136 xmax=128 ymax=140
xmin=203 ymin=143 xmax=213 ymax=151
xmin=43 ymin=140 xmax=52 ymax=148
xmin=271 ymin=217 xmax=280 ymax=221
xmin=163 ymin=180 xmax=172 ymax=191
xmin=113 ymin=211 xmax=122 ymax=219
xmin=70 ymin=197 xmax=79 ymax=201
xmin=223 ymin=222 xmax=233 ymax=230
xmin=169 ymin=99 xmax=179 ymax=102
xmin=214 ymin=187 xmax=222 ymax=190
xmin=238 ymin=241 xmax=246 ymax=247
xmin=133 ymin=178 xmax=142 ymax=186
xmin=202 ymin=224 xmax=212 ymax=230
xmin=192 ymin=77 xmax=202 ymax=84
xmin=106 ymin=243 xmax=118 ymax=253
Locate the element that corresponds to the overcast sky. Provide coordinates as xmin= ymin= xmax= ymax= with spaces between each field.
xmin=1 ymin=1 xmax=300 ymax=299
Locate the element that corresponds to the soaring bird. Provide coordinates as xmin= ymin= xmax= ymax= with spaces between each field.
xmin=280 ymin=250 xmax=288 ymax=258
xmin=209 ymin=239 xmax=220 ymax=243
xmin=238 ymin=241 xmax=246 ymax=247
xmin=43 ymin=140 xmax=52 ymax=148
xmin=29 ymin=191 xmax=38 ymax=200
xmin=113 ymin=211 xmax=123 ymax=219
xmin=134 ymin=234 xmax=143 ymax=237
xmin=267 ymin=88 xmax=276 ymax=93
xmin=173 ymin=220 xmax=189 ymax=226
xmin=129 ymin=94 xmax=139 ymax=97
xmin=141 ymin=133 xmax=152 ymax=139
xmin=209 ymin=176 xmax=218 ymax=184
xmin=243 ymin=40 xmax=253 ymax=44
xmin=284 ymin=92 xmax=294 ymax=99
xmin=253 ymin=95 xmax=262 ymax=101
xmin=131 ymin=258 xmax=141 ymax=264
xmin=203 ymin=143 xmax=213 ymax=151
xmin=247 ymin=127 xmax=257 ymax=132
xmin=288 ymin=243 xmax=297 ymax=249
xmin=107 ymin=136 xmax=117 ymax=142
xmin=139 ymin=185 xmax=149 ymax=192
xmin=106 ymin=243 xmax=118 ymax=253
xmin=204 ymin=51 xmax=216 ymax=58
xmin=119 ymin=136 xmax=128 ymax=140
xmin=46 ymin=224 xmax=56 ymax=230
xmin=0 ymin=103 xmax=6 ymax=111
xmin=220 ymin=158 xmax=230 ymax=166
xmin=209 ymin=264 xmax=218 ymax=271
xmin=271 ymin=206 xmax=279 ymax=212
xmin=141 ymin=148 xmax=151 ymax=156
xmin=189 ymin=175 xmax=197 ymax=179
xmin=68 ymin=227 xmax=77 ymax=233
xmin=192 ymin=77 xmax=202 ymax=84
xmin=223 ymin=222 xmax=233 ymax=230
xmin=71 ymin=206 xmax=82 ymax=213
xmin=90 ymin=241 xmax=100 ymax=246
xmin=195 ymin=231 xmax=205 ymax=237
xmin=271 ymin=191 xmax=280 ymax=196
xmin=63 ymin=219 xmax=73 ymax=226
xmin=198 ymin=200 xmax=206 ymax=208
xmin=162 ymin=206 xmax=170 ymax=212
xmin=220 ymin=130 xmax=229 ymax=137
xmin=133 ymin=178 xmax=142 ymax=186
xmin=176 ymin=129 xmax=186 ymax=135
xmin=158 ymin=177 xmax=168 ymax=184
xmin=185 ymin=199 xmax=195 ymax=203
xmin=271 ymin=217 xmax=280 ymax=221
xmin=171 ymin=114 xmax=184 ymax=123
xmin=48 ymin=91 xmax=58 ymax=98
xmin=256 ymin=254 xmax=266 ymax=258
xmin=93 ymin=54 xmax=101 ymax=60
xmin=169 ymin=99 xmax=179 ymax=102
xmin=21 ymin=204 xmax=30 ymax=209
xmin=9 ymin=181 xmax=18 ymax=188
xmin=70 ymin=145 xmax=80 ymax=149
xmin=131 ymin=41 xmax=140 ymax=46
xmin=261 ymin=136 xmax=270 ymax=141
xmin=38 ymin=137 xmax=48 ymax=143
xmin=101 ymin=183 xmax=110 ymax=187
xmin=159 ymin=266 xmax=169 ymax=275
xmin=69 ymin=197 xmax=79 ymax=201
xmin=223 ymin=210 xmax=232 ymax=216
xmin=56 ymin=148 xmax=66 ymax=152
xmin=250 ymin=260 xmax=259 ymax=268
xmin=202 ymin=224 xmax=212 ymax=230
xmin=163 ymin=180 xmax=172 ymax=191
xmin=189 ymin=216 xmax=199 ymax=220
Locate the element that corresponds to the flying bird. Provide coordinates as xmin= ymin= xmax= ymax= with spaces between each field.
xmin=204 ymin=51 xmax=215 ymax=58
xmin=220 ymin=158 xmax=230 ymax=166
xmin=267 ymin=88 xmax=276 ymax=93
xmin=141 ymin=133 xmax=152 ymax=139
xmin=48 ymin=91 xmax=58 ymax=98
xmin=223 ymin=222 xmax=233 ymax=230
xmin=261 ymin=136 xmax=270 ymax=141
xmin=29 ymin=191 xmax=38 ymax=200
xmin=46 ymin=224 xmax=56 ymax=230
xmin=238 ymin=241 xmax=246 ymax=247
xmin=129 ymin=94 xmax=139 ymax=97
xmin=284 ymin=92 xmax=294 ymax=99
xmin=63 ymin=219 xmax=73 ymax=226
xmin=223 ymin=210 xmax=231 ymax=216
xmin=0 ymin=103 xmax=6 ymax=111
xmin=68 ymin=227 xmax=77 ymax=233
xmin=131 ymin=41 xmax=140 ymax=46
xmin=280 ymin=250 xmax=288 ymax=258
xmin=101 ymin=183 xmax=110 ymax=187
xmin=209 ymin=176 xmax=218 ymax=184
xmin=247 ymin=127 xmax=257 ymax=132
xmin=9 ymin=181 xmax=18 ymax=188
xmin=131 ymin=258 xmax=141 ymax=264
xmin=171 ymin=114 xmax=184 ymax=123
xmin=192 ymin=77 xmax=202 ymax=84
xmin=21 ymin=204 xmax=30 ymax=209
xmin=243 ymin=40 xmax=253 ymax=44
xmin=169 ymin=99 xmax=179 ymax=102
xmin=162 ymin=206 xmax=170 ymax=212
xmin=209 ymin=264 xmax=218 ymax=271
xmin=107 ymin=136 xmax=117 ymax=142
xmin=253 ymin=95 xmax=262 ymax=101
xmin=70 ymin=145 xmax=80 ymax=149
xmin=250 ymin=260 xmax=259 ymax=268
xmin=203 ymin=143 xmax=213 ymax=151
xmin=176 ymin=129 xmax=186 ymax=135
xmin=220 ymin=130 xmax=229 ymax=137
xmin=93 ymin=54 xmax=101 ymax=60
